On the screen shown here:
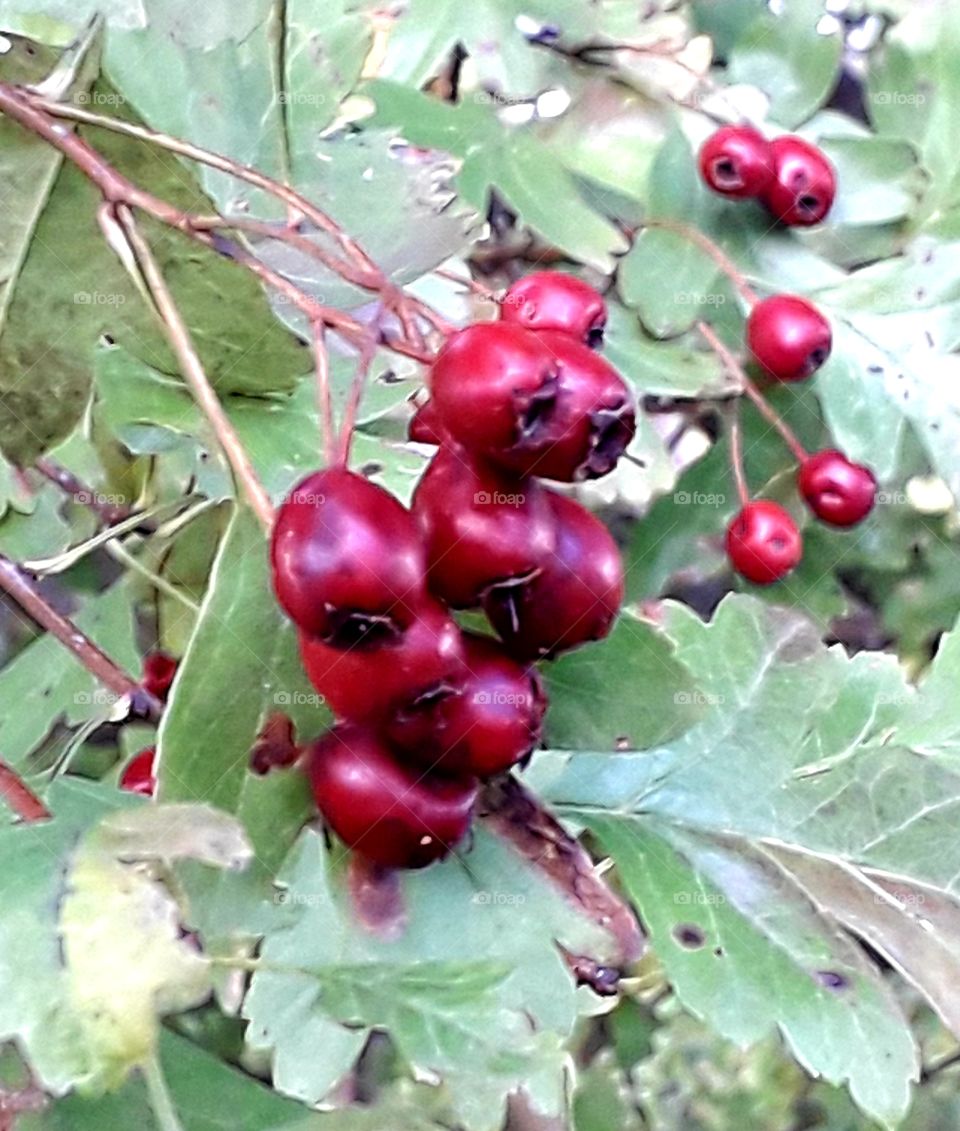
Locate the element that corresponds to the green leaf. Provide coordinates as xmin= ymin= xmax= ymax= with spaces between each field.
xmin=726 ymin=0 xmax=843 ymax=128
xmin=365 ymin=80 xmax=628 ymax=272
xmin=529 ymin=595 xmax=942 ymax=1125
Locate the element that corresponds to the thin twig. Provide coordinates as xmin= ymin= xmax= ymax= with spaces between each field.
xmin=112 ymin=205 xmax=276 ymax=532
xmin=0 ymin=555 xmax=161 ymax=718
xmin=0 ymin=759 xmax=50 ymax=822
xmin=312 ymin=321 xmax=335 ymax=467
xmin=645 ymin=218 xmax=759 ymax=306
xmin=697 ymin=321 xmax=808 ymax=462
xmin=727 ymin=402 xmax=750 ymax=507
xmin=339 ymin=334 xmax=380 ymax=467
xmin=433 ymin=267 xmax=497 ymax=301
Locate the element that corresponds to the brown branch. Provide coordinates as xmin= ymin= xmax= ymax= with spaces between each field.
xmin=112 ymin=205 xmax=276 ymax=533
xmin=0 ymin=555 xmax=161 ymax=719
xmin=312 ymin=322 xmax=335 ymax=468
xmin=0 ymin=759 xmax=50 ymax=822
xmin=726 ymin=402 xmax=750 ymax=506
xmin=643 ymin=218 xmax=759 ymax=306
xmin=35 ymin=457 xmax=134 ymax=525
xmin=480 ymin=776 xmax=645 ymax=965
xmin=697 ymin=321 xmax=808 ymax=462
xmin=339 ymin=334 xmax=379 ymax=467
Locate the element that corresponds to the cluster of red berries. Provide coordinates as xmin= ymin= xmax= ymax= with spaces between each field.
xmin=699 ymin=126 xmax=836 ymax=226
xmin=270 ymin=272 xmax=635 ymax=869
xmin=118 ymin=651 xmax=178 ymax=795
xmin=724 ymin=294 xmax=877 ymax=585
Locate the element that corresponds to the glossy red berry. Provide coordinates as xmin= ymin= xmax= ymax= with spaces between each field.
xmin=411 ymin=444 xmax=556 ymax=608
xmin=299 ymin=597 xmax=465 ymax=723
xmin=307 ymin=725 xmax=477 ymax=869
xmin=142 ymin=651 xmax=177 ymax=702
xmin=726 ymin=501 xmax=802 ymax=585
xmin=764 ymin=136 xmax=836 ymax=226
xmin=408 ymin=399 xmax=445 ymax=445
xmin=798 ymin=450 xmax=877 ymax=527
xmin=271 ymin=468 xmax=426 ymax=646
xmin=501 ymin=271 xmax=607 ymax=346
xmin=484 ymin=492 xmax=624 ymax=660
xmin=698 ymin=126 xmax=774 ymax=198
xmin=120 ymin=747 xmax=156 ymax=796
xmin=746 ymin=295 xmax=832 ymax=382
xmin=389 ymin=633 xmax=547 ymax=777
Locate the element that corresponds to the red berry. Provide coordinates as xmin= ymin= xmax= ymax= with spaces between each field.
xmin=271 ymin=468 xmax=426 ymax=645
xmin=746 ymin=295 xmax=832 ymax=382
xmin=500 ymin=271 xmax=607 ymax=346
xmin=726 ymin=501 xmax=802 ymax=585
xmin=389 ymin=633 xmax=547 ymax=777
xmin=764 ymin=136 xmax=836 ymax=226
xmin=307 ymin=725 xmax=477 ymax=869
xmin=120 ymin=747 xmax=156 ymax=796
xmin=299 ymin=597 xmax=465 ymax=723
xmin=798 ymin=450 xmax=877 ymax=527
xmin=411 ymin=444 xmax=556 ymax=608
xmin=408 ymin=399 xmax=445 ymax=445
xmin=698 ymin=126 xmax=774 ymax=198
xmin=142 ymin=651 xmax=177 ymax=702
xmin=484 ymin=492 xmax=624 ymax=660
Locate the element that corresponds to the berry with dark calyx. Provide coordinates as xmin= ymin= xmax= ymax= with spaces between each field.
xmin=484 ymin=492 xmax=624 ymax=661
xmin=725 ymin=501 xmax=802 ymax=585
xmin=299 ymin=597 xmax=466 ymax=723
xmin=307 ymin=724 xmax=477 ymax=869
xmin=411 ymin=444 xmax=556 ymax=608
xmin=271 ymin=467 xmax=426 ymax=646
xmin=764 ymin=136 xmax=836 ymax=226
xmin=500 ymin=271 xmax=607 ymax=346
xmin=408 ymin=399 xmax=445 ymax=445
xmin=798 ymin=450 xmax=877 ymax=527
xmin=389 ymin=633 xmax=547 ymax=777
xmin=746 ymin=294 xmax=832 ymax=382
xmin=120 ymin=747 xmax=156 ymax=796
xmin=142 ymin=651 xmax=177 ymax=702
xmin=698 ymin=125 xmax=774 ymax=198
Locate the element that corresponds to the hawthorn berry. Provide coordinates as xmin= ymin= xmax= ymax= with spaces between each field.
xmin=500 ymin=271 xmax=607 ymax=346
xmin=798 ymin=450 xmax=877 ymax=527
xmin=746 ymin=294 xmax=832 ymax=382
xmin=411 ymin=443 xmax=556 ymax=608
xmin=120 ymin=747 xmax=156 ymax=796
xmin=307 ymin=724 xmax=477 ymax=869
xmin=389 ymin=632 xmax=547 ymax=777
xmin=726 ymin=501 xmax=802 ymax=585
xmin=271 ymin=467 xmax=426 ymax=646
xmin=764 ymin=136 xmax=836 ymax=226
xmin=142 ymin=651 xmax=177 ymax=702
xmin=299 ymin=597 xmax=465 ymax=723
xmin=698 ymin=126 xmax=774 ymax=199
xmin=408 ymin=399 xmax=445 ymax=445
xmin=484 ymin=492 xmax=624 ymax=660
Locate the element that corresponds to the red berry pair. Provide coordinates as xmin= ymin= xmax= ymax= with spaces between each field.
xmin=119 ymin=651 xmax=179 ymax=796
xmin=726 ymin=452 xmax=877 ymax=586
xmin=269 ymin=273 xmax=631 ymax=870
xmin=699 ymin=127 xmax=836 ymax=226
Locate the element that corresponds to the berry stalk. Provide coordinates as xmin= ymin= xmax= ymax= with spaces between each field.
xmin=0 ymin=760 xmax=50 ymax=822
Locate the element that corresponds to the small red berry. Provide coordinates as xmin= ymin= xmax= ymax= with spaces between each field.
xmin=501 ymin=271 xmax=607 ymax=346
xmin=120 ymin=747 xmax=156 ymax=796
xmin=307 ymin=725 xmax=477 ymax=869
xmin=271 ymin=468 xmax=426 ymax=645
xmin=764 ymin=136 xmax=836 ymax=226
xmin=299 ymin=598 xmax=465 ymax=723
xmin=411 ymin=444 xmax=556 ymax=608
xmin=698 ymin=126 xmax=774 ymax=198
xmin=798 ymin=450 xmax=877 ymax=527
xmin=484 ymin=492 xmax=624 ymax=660
xmin=746 ymin=295 xmax=832 ymax=382
xmin=142 ymin=651 xmax=177 ymax=702
xmin=726 ymin=501 xmax=802 ymax=585
xmin=389 ymin=633 xmax=547 ymax=777
xmin=408 ymin=399 xmax=445 ymax=445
